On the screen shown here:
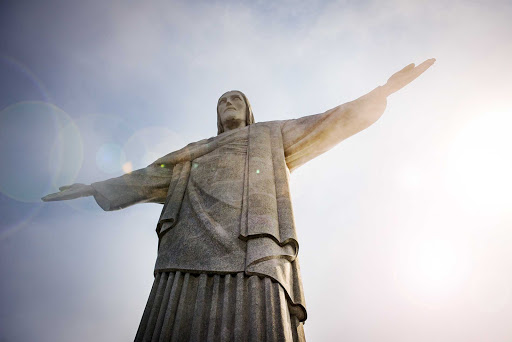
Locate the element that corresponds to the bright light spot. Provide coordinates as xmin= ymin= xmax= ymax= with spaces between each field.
xmin=96 ymin=143 xmax=126 ymax=174
xmin=415 ymin=242 xmax=457 ymax=285
xmin=122 ymin=162 xmax=133 ymax=174
xmin=397 ymin=164 xmax=423 ymax=190
xmin=122 ymin=127 xmax=183 ymax=169
xmin=395 ymin=237 xmax=471 ymax=307
xmin=446 ymin=110 xmax=512 ymax=216
xmin=256 ymin=169 xmax=260 ymax=174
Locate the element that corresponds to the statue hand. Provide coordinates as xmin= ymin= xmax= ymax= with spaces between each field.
xmin=41 ymin=183 xmax=95 ymax=202
xmin=381 ymin=58 xmax=436 ymax=97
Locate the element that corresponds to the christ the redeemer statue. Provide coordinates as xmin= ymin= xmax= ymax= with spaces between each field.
xmin=43 ymin=59 xmax=435 ymax=342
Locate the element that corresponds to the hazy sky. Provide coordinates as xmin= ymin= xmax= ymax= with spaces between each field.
xmin=1 ymin=0 xmax=512 ymax=341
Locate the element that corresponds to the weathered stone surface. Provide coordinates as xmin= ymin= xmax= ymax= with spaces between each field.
xmin=42 ymin=60 xmax=435 ymax=340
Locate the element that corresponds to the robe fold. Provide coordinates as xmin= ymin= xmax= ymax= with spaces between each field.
xmin=90 ymin=106 xmax=359 ymax=337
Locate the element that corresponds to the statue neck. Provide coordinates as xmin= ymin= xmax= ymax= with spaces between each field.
xmin=222 ymin=119 xmax=246 ymax=132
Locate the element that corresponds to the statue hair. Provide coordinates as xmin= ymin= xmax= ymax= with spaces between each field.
xmin=217 ymin=90 xmax=255 ymax=135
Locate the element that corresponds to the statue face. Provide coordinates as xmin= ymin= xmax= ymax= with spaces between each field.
xmin=217 ymin=91 xmax=247 ymax=129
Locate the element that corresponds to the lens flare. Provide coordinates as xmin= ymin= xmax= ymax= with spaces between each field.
xmin=396 ymin=164 xmax=423 ymax=190
xmin=394 ymin=235 xmax=471 ymax=308
xmin=96 ymin=143 xmax=127 ymax=174
xmin=56 ymin=113 xmax=137 ymax=213
xmin=122 ymin=161 xmax=133 ymax=174
xmin=445 ymin=109 xmax=512 ymax=217
xmin=0 ymin=54 xmax=51 ymax=103
xmin=122 ymin=126 xmax=184 ymax=170
xmin=0 ymin=101 xmax=83 ymax=203
xmin=67 ymin=113 xmax=137 ymax=174
xmin=50 ymin=121 xmax=84 ymax=189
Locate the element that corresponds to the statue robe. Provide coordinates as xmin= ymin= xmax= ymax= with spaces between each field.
xmin=90 ymin=101 xmax=368 ymax=340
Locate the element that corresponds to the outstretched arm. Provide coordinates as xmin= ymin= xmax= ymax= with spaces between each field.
xmin=42 ymin=164 xmax=173 ymax=211
xmin=42 ymin=183 xmax=95 ymax=202
xmin=282 ymin=59 xmax=435 ymax=171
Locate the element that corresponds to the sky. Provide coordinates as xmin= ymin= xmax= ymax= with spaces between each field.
xmin=1 ymin=0 xmax=512 ymax=341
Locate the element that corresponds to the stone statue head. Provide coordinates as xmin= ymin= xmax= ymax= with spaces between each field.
xmin=217 ymin=90 xmax=255 ymax=135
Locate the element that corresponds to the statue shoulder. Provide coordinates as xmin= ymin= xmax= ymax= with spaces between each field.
xmin=251 ymin=120 xmax=286 ymax=129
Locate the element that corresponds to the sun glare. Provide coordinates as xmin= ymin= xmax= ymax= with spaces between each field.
xmin=446 ymin=109 xmax=512 ymax=216
xmin=395 ymin=237 xmax=471 ymax=307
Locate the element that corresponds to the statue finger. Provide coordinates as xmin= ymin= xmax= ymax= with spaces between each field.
xmin=43 ymin=186 xmax=87 ymax=201
xmin=392 ymin=63 xmax=415 ymax=79
xmin=42 ymin=192 xmax=66 ymax=201
xmin=387 ymin=63 xmax=416 ymax=87
xmin=396 ymin=59 xmax=435 ymax=87
xmin=401 ymin=63 xmax=415 ymax=73
xmin=417 ymin=58 xmax=435 ymax=70
xmin=59 ymin=183 xmax=87 ymax=191
xmin=43 ymin=191 xmax=80 ymax=201
xmin=411 ymin=58 xmax=436 ymax=78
